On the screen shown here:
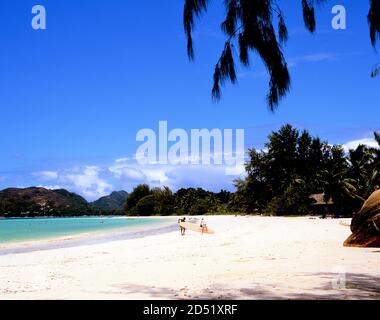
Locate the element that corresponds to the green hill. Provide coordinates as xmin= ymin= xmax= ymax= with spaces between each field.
xmin=0 ymin=187 xmax=90 ymax=217
xmin=90 ymin=191 xmax=129 ymax=214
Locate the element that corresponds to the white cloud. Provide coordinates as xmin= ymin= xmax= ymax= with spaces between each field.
xmin=115 ymin=157 xmax=129 ymax=163
xmin=36 ymin=185 xmax=62 ymax=190
xmin=108 ymin=150 xmax=246 ymax=191
xmin=140 ymin=168 xmax=169 ymax=184
xmin=156 ymin=164 xmax=241 ymax=192
xmin=108 ymin=156 xmax=244 ymax=192
xmin=33 ymin=166 xmax=113 ymax=201
xmin=32 ymin=150 xmax=247 ymax=200
xmin=109 ymin=162 xmax=145 ymax=180
xmin=64 ymin=166 xmax=112 ymax=200
xmin=237 ymin=53 xmax=337 ymax=78
xmin=109 ymin=159 xmax=169 ymax=185
xmin=342 ymin=137 xmax=379 ymax=152
xmin=34 ymin=171 xmax=59 ymax=181
xmin=288 ymin=53 xmax=337 ymax=68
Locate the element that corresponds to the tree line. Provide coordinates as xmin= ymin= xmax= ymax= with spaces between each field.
xmin=124 ymin=184 xmax=231 ymax=216
xmin=125 ymin=124 xmax=379 ymax=217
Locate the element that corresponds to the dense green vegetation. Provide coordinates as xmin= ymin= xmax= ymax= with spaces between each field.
xmin=232 ymin=125 xmax=379 ymax=216
xmin=91 ymin=191 xmax=129 ymax=214
xmin=125 ymin=124 xmax=380 ymax=217
xmin=124 ymin=185 xmax=231 ymax=216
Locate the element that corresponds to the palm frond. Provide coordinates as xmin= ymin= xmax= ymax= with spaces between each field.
xmin=212 ymin=42 xmax=237 ymax=101
xmin=183 ymin=0 xmax=209 ymax=60
xmin=371 ymin=63 xmax=380 ymax=77
xmin=368 ymin=0 xmax=380 ymax=47
xmin=302 ymin=0 xmax=316 ymax=32
xmin=278 ymin=12 xmax=288 ymax=44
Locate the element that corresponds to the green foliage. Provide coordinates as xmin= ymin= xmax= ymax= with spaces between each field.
xmin=125 ymin=185 xmax=176 ymax=216
xmin=174 ymin=188 xmax=229 ymax=216
xmin=230 ymin=125 xmax=380 ymax=217
xmin=124 ymin=184 xmax=152 ymax=214
xmin=90 ymin=191 xmax=129 ymax=214
xmin=174 ymin=188 xmax=209 ymax=215
xmin=124 ymin=186 xmax=231 ymax=216
xmin=134 ymin=195 xmax=156 ymax=216
xmin=264 ymin=179 xmax=314 ymax=216
xmin=151 ymin=186 xmax=175 ymax=215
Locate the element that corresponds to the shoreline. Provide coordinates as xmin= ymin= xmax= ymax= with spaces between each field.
xmin=0 ymin=215 xmax=236 ymax=249
xmin=0 ymin=223 xmax=178 ymax=257
xmin=0 ymin=217 xmax=177 ymax=255
xmin=0 ymin=215 xmax=353 ymax=254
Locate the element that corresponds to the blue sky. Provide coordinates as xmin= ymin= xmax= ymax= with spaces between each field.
xmin=0 ymin=0 xmax=379 ymax=200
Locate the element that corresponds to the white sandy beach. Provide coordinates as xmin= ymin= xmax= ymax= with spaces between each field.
xmin=0 ymin=216 xmax=379 ymax=300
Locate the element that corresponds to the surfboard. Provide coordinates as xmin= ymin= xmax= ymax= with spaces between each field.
xmin=179 ymin=221 xmax=215 ymax=234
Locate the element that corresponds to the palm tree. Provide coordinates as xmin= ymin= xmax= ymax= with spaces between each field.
xmin=183 ymin=0 xmax=380 ymax=110
xmin=366 ymin=132 xmax=380 ymax=193
xmin=348 ymin=144 xmax=378 ymax=200
xmin=321 ymin=146 xmax=361 ymax=216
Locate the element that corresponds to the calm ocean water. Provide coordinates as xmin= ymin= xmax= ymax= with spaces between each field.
xmin=0 ymin=216 xmax=173 ymax=244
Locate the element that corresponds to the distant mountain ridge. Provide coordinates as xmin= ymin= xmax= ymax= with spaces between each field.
xmin=0 ymin=187 xmax=127 ymax=217
xmin=90 ymin=191 xmax=129 ymax=214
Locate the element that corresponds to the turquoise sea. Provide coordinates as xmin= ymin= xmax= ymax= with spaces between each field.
xmin=0 ymin=216 xmax=173 ymax=244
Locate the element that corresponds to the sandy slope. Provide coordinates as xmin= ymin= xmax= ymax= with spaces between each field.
xmin=0 ymin=216 xmax=379 ymax=300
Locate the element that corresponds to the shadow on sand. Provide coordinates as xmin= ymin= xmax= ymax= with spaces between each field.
xmin=108 ymin=272 xmax=380 ymax=300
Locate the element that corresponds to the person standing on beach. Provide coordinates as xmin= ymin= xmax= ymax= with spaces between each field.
xmin=200 ymin=218 xmax=208 ymax=234
xmin=178 ymin=217 xmax=186 ymax=236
